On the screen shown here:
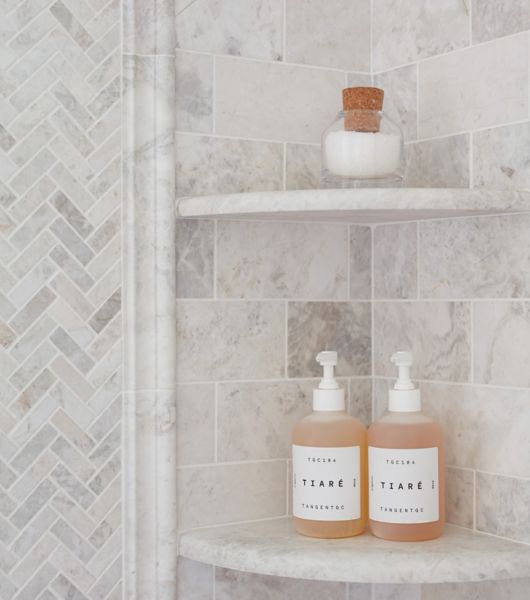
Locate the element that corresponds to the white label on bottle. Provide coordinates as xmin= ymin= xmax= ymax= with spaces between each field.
xmin=292 ymin=445 xmax=360 ymax=521
xmin=369 ymin=447 xmax=439 ymax=524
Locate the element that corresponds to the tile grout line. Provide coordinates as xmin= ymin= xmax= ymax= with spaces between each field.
xmin=472 ymin=469 xmax=477 ymax=531
xmin=470 ymin=301 xmax=475 ymax=383
xmin=371 ymin=28 xmax=528 ymax=75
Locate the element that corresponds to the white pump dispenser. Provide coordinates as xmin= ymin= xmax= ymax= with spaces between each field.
xmin=313 ymin=351 xmax=345 ymax=411
xmin=389 ymin=351 xmax=421 ymax=412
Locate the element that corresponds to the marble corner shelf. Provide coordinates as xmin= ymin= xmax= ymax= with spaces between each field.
xmin=175 ymin=188 xmax=530 ymax=224
xmin=178 ymin=518 xmax=530 ymax=584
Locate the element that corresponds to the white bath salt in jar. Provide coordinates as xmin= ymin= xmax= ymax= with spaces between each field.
xmin=321 ymin=87 xmax=405 ymax=188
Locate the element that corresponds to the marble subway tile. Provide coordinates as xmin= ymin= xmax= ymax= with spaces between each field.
xmin=176 ymin=0 xmax=283 ymax=61
xmin=176 ymin=301 xmax=285 ymax=382
xmin=176 ymin=219 xmax=214 ymax=299
xmin=175 ymin=50 xmax=213 ymax=134
xmin=285 ymin=0 xmax=370 ymax=71
xmin=288 ymin=302 xmax=371 ymax=378
xmin=422 ymin=579 xmax=530 ymax=600
xmin=419 ymin=215 xmax=530 ymax=299
xmin=476 ymin=472 xmax=530 ymax=543
xmin=473 ymin=301 xmax=530 ymax=387
xmin=419 ymin=34 xmax=528 ymax=138
xmin=123 ymin=0 xmax=175 ymax=54
xmin=216 ymin=568 xmax=346 ymax=600
xmin=216 ymin=220 xmax=348 ymax=299
xmin=176 ymin=134 xmax=283 ymax=197
xmin=177 ymin=461 xmax=286 ymax=529
xmin=347 ymin=583 xmax=372 ymax=600
xmin=215 ymin=57 xmax=344 ymax=143
xmin=405 ymin=135 xmax=469 ymax=188
xmin=285 ymin=144 xmax=321 ymax=191
xmin=176 ymin=558 xmax=213 ymax=600
xmin=445 ymin=467 xmax=473 ymax=529
xmin=374 ymin=65 xmax=417 ymax=142
xmin=349 ymin=378 xmax=372 ymax=428
xmin=472 ymin=0 xmax=530 ymax=44
xmin=473 ymin=122 xmax=530 ymax=190
xmin=347 ymin=73 xmax=372 ymax=88
xmin=372 ymin=0 xmax=469 ymax=71
xmin=373 ymin=584 xmax=421 ymax=600
xmin=421 ymin=382 xmax=530 ymax=479
xmin=176 ymin=384 xmax=215 ymax=466
xmin=374 ymin=302 xmax=471 ymax=382
xmin=217 ymin=380 xmax=313 ymax=462
xmin=350 ymin=226 xmax=371 ymax=300
xmin=374 ymin=223 xmax=417 ymax=299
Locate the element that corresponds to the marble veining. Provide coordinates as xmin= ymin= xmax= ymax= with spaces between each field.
xmin=177 ymin=462 xmax=286 ymax=530
xmin=473 ymin=122 xmax=530 ymax=190
xmin=473 ymin=301 xmax=530 ymax=387
xmin=176 ymin=219 xmax=214 ymax=299
xmin=472 ymin=0 xmax=530 ymax=44
xmin=288 ymin=301 xmax=371 ymax=378
xmin=419 ymin=34 xmax=528 ymax=138
xmin=374 ymin=222 xmax=417 ymax=299
xmin=176 ymin=301 xmax=285 ymax=382
xmin=176 ymin=134 xmax=283 ymax=197
xmin=175 ymin=0 xmax=283 ymax=61
xmin=214 ymin=57 xmax=344 ymax=144
xmin=476 ymin=472 xmax=530 ymax=544
xmin=285 ymin=0 xmax=370 ymax=71
xmin=175 ymin=50 xmax=213 ymax=134
xmin=405 ymin=135 xmax=470 ymax=188
xmin=216 ymin=220 xmax=348 ymax=299
xmin=285 ymin=144 xmax=321 ymax=191
xmin=372 ymin=0 xmax=469 ymax=71
xmin=178 ymin=518 xmax=530 ymax=583
xmin=374 ymin=64 xmax=417 ymax=142
xmin=374 ymin=301 xmax=471 ymax=382
xmin=419 ymin=215 xmax=530 ymax=299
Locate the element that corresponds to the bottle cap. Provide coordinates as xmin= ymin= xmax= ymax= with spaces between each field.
xmin=342 ymin=87 xmax=384 ymax=132
xmin=313 ymin=351 xmax=345 ymax=411
xmin=388 ymin=350 xmax=421 ymax=412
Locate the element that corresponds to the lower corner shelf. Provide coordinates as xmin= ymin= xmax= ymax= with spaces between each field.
xmin=178 ymin=517 xmax=530 ymax=584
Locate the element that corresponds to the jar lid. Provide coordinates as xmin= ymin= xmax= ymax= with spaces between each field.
xmin=342 ymin=87 xmax=384 ymax=132
xmin=342 ymin=87 xmax=384 ymax=111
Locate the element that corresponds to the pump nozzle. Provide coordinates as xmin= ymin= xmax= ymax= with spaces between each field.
xmin=316 ymin=351 xmax=338 ymax=390
xmin=313 ymin=351 xmax=344 ymax=410
xmin=388 ymin=350 xmax=421 ymax=412
xmin=391 ymin=351 xmax=414 ymax=390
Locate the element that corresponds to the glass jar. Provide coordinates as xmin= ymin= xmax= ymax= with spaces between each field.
xmin=321 ymin=87 xmax=405 ymax=188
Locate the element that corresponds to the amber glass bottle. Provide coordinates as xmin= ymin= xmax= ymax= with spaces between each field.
xmin=368 ymin=352 xmax=445 ymax=541
xmin=292 ymin=351 xmax=367 ymax=538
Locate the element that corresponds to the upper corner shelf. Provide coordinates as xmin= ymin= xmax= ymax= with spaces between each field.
xmin=178 ymin=517 xmax=530 ymax=584
xmin=175 ymin=188 xmax=530 ymax=224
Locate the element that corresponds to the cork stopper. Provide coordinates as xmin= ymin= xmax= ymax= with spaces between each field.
xmin=342 ymin=87 xmax=384 ymax=132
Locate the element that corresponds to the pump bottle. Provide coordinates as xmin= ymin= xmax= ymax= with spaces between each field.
xmin=368 ymin=351 xmax=445 ymax=541
xmin=292 ymin=351 xmax=367 ymax=538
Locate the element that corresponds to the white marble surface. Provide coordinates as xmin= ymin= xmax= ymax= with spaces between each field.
xmin=176 ymin=188 xmax=530 ymax=223
xmin=419 ymin=34 xmax=528 ymax=138
xmin=178 ymin=518 xmax=530 ymax=584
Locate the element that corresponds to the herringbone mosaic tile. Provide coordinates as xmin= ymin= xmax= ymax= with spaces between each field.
xmin=0 ymin=0 xmax=122 ymax=597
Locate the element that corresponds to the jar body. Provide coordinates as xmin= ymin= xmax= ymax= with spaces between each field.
xmin=292 ymin=411 xmax=367 ymax=538
xmin=321 ymin=109 xmax=405 ymax=188
xmin=368 ymin=411 xmax=445 ymax=541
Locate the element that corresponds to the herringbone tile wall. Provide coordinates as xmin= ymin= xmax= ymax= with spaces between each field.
xmin=0 ymin=0 xmax=122 ymax=598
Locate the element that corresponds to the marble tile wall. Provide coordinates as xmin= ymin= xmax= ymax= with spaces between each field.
xmin=175 ymin=1 xmax=530 ymax=598
xmin=372 ymin=0 xmax=530 ymax=190
xmin=0 ymin=0 xmax=122 ymax=598
xmin=373 ymin=215 xmax=530 ymax=550
xmin=175 ymin=0 xmax=372 ymax=197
